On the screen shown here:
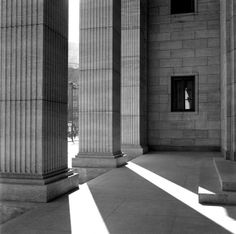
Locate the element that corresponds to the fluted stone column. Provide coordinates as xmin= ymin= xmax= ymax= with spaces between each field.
xmin=121 ymin=0 xmax=148 ymax=157
xmin=220 ymin=0 xmax=236 ymax=161
xmin=0 ymin=0 xmax=79 ymax=202
xmin=72 ymin=0 xmax=126 ymax=171
xmin=231 ymin=0 xmax=236 ymax=161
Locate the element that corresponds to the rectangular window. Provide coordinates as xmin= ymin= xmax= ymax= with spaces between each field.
xmin=171 ymin=76 xmax=195 ymax=112
xmin=171 ymin=0 xmax=195 ymax=14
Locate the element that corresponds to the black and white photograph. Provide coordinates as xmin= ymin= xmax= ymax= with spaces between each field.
xmin=0 ymin=0 xmax=236 ymax=233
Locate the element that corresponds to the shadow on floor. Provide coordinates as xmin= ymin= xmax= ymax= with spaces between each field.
xmin=1 ymin=152 xmax=236 ymax=234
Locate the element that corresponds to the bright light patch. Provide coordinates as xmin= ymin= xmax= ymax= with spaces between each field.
xmin=69 ymin=183 xmax=109 ymax=234
xmin=198 ymin=186 xmax=215 ymax=195
xmin=68 ymin=140 xmax=79 ymax=168
xmin=126 ymin=162 xmax=236 ymax=234
xmin=69 ymin=0 xmax=80 ymax=43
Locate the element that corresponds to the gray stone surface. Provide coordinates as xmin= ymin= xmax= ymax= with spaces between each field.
xmin=73 ymin=0 xmax=125 ymax=169
xmin=121 ymin=0 xmax=148 ymax=155
xmin=0 ymin=201 xmax=39 ymax=225
xmin=0 ymin=205 xmax=29 ymax=225
xmin=73 ymin=167 xmax=112 ymax=184
xmin=198 ymin=158 xmax=236 ymax=205
xmin=0 ymin=0 xmax=236 ymax=207
xmin=220 ymin=0 xmax=236 ymax=161
xmin=1 ymin=152 xmax=234 ymax=234
xmin=0 ymin=0 xmax=78 ymax=202
xmin=0 ymin=173 xmax=79 ymax=203
xmin=122 ymin=144 xmax=148 ymax=160
xmin=73 ymin=154 xmax=127 ymax=168
xmin=147 ymin=0 xmax=221 ymax=150
xmin=214 ymin=158 xmax=236 ymax=191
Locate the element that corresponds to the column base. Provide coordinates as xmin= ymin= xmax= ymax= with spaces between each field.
xmin=222 ymin=149 xmax=236 ymax=161
xmin=0 ymin=171 xmax=79 ymax=203
xmin=72 ymin=153 xmax=127 ymax=183
xmin=122 ymin=144 xmax=148 ymax=160
xmin=222 ymin=148 xmax=231 ymax=160
xmin=198 ymin=158 xmax=236 ymax=205
xmin=72 ymin=152 xmax=127 ymax=168
xmin=73 ymin=167 xmax=112 ymax=184
xmin=214 ymin=158 xmax=236 ymax=191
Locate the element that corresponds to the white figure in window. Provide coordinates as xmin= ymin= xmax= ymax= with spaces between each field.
xmin=185 ymin=88 xmax=192 ymax=110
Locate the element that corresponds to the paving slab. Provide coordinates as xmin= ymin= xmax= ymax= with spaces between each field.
xmin=214 ymin=158 xmax=236 ymax=191
xmin=198 ymin=158 xmax=236 ymax=205
xmin=1 ymin=152 xmax=236 ymax=234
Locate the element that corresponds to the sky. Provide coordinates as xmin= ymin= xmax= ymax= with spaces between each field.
xmin=69 ymin=0 xmax=80 ymax=44
xmin=68 ymin=0 xmax=80 ymax=66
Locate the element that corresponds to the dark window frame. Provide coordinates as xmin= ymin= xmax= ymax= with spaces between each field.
xmin=171 ymin=76 xmax=195 ymax=112
xmin=171 ymin=0 xmax=195 ymax=15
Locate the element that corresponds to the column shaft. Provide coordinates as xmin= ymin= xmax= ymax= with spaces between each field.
xmin=121 ymin=0 xmax=148 ymax=157
xmin=220 ymin=0 xmax=236 ymax=160
xmin=73 ymin=0 xmax=126 ymax=168
xmin=233 ymin=1 xmax=236 ymax=160
xmin=0 ymin=0 xmax=79 ymax=202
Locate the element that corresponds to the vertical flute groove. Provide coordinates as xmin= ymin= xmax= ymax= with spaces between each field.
xmin=78 ymin=0 xmax=121 ymax=155
xmin=121 ymin=0 xmax=147 ymax=150
xmin=0 ymin=0 xmax=69 ymax=176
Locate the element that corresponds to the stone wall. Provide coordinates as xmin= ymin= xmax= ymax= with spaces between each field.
xmin=148 ymin=0 xmax=221 ymax=150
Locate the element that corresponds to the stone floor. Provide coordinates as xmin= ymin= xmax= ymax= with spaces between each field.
xmin=1 ymin=151 xmax=236 ymax=234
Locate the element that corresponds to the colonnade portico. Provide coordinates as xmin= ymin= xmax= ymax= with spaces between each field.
xmin=1 ymin=0 xmax=236 ymax=204
xmin=0 ymin=0 xmax=127 ymax=202
xmin=72 ymin=0 xmax=148 ymax=176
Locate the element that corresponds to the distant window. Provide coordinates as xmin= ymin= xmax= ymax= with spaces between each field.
xmin=171 ymin=76 xmax=195 ymax=112
xmin=171 ymin=0 xmax=195 ymax=14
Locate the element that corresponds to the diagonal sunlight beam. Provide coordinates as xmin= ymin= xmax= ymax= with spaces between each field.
xmin=126 ymin=162 xmax=236 ymax=234
xmin=69 ymin=183 xmax=109 ymax=234
xmin=198 ymin=186 xmax=215 ymax=194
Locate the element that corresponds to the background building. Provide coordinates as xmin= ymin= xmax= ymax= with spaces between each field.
xmin=68 ymin=68 xmax=79 ymax=139
xmin=68 ymin=42 xmax=79 ymax=139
